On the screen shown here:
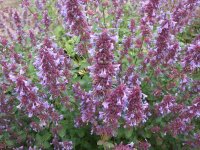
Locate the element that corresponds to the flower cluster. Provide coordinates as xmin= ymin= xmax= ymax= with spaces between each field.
xmin=125 ymin=86 xmax=148 ymax=127
xmin=182 ymin=35 xmax=200 ymax=72
xmin=88 ymin=30 xmax=119 ymax=98
xmin=9 ymin=73 xmax=61 ymax=127
xmin=160 ymin=96 xmax=200 ymax=137
xmin=100 ymin=84 xmax=127 ymax=135
xmin=74 ymin=30 xmax=149 ymax=136
xmin=57 ymin=0 xmax=91 ymax=55
xmin=52 ymin=139 xmax=73 ymax=150
xmin=88 ymin=31 xmax=121 ymax=135
xmin=135 ymin=141 xmax=151 ymax=150
xmin=13 ymin=11 xmax=23 ymax=44
xmin=114 ymin=143 xmax=132 ymax=150
xmin=73 ymin=83 xmax=96 ymax=126
xmin=172 ymin=0 xmax=200 ymax=33
xmin=34 ymin=38 xmax=70 ymax=98
xmin=110 ymin=0 xmax=125 ymax=28
xmin=140 ymin=0 xmax=159 ymax=42
xmin=42 ymin=10 xmax=51 ymax=30
xmin=155 ymin=95 xmax=176 ymax=115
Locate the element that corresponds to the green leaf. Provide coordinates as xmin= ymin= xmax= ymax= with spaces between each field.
xmin=5 ymin=140 xmax=14 ymax=147
xmin=36 ymin=134 xmax=43 ymax=144
xmin=104 ymin=142 xmax=114 ymax=149
xmin=145 ymin=132 xmax=151 ymax=138
xmin=42 ymin=131 xmax=51 ymax=141
xmin=78 ymin=130 xmax=85 ymax=138
xmin=125 ymin=128 xmax=133 ymax=139
xmin=42 ymin=141 xmax=51 ymax=149
xmin=97 ymin=140 xmax=105 ymax=146
xmin=58 ymin=128 xmax=66 ymax=138
xmin=65 ymin=43 xmax=75 ymax=57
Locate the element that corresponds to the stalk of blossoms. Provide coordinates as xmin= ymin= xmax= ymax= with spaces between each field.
xmin=141 ymin=0 xmax=160 ymax=24
xmin=163 ymin=97 xmax=200 ymax=137
xmin=185 ymin=133 xmax=200 ymax=148
xmin=155 ymin=95 xmax=177 ymax=115
xmin=110 ymin=0 xmax=125 ymax=28
xmin=114 ymin=143 xmax=133 ymax=150
xmin=124 ymin=65 xmax=141 ymax=88
xmin=135 ymin=141 xmax=151 ymax=150
xmin=172 ymin=0 xmax=200 ymax=34
xmin=88 ymin=30 xmax=120 ymax=99
xmin=57 ymin=0 xmax=91 ymax=55
xmin=12 ymin=11 xmax=24 ymax=44
xmin=74 ymin=30 xmax=120 ymax=136
xmin=138 ymin=0 xmax=160 ymax=47
xmin=8 ymin=72 xmax=61 ymax=128
xmin=130 ymin=0 xmax=160 ymax=67
xmin=118 ymin=19 xmax=136 ymax=78
xmin=73 ymin=83 xmax=96 ymax=127
xmin=42 ymin=10 xmax=51 ymax=30
xmin=117 ymin=35 xmax=133 ymax=84
xmin=34 ymin=38 xmax=71 ymax=99
xmin=182 ymin=35 xmax=200 ymax=73
xmin=98 ymin=84 xmax=128 ymax=136
xmin=124 ymin=85 xmax=148 ymax=127
xmin=52 ymin=136 xmax=73 ymax=150
xmin=29 ymin=30 xmax=36 ymax=46
xmin=0 ymin=10 xmax=17 ymax=42
xmin=152 ymin=20 xmax=170 ymax=66
xmin=119 ymin=36 xmax=133 ymax=62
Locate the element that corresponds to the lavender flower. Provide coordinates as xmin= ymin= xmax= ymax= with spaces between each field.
xmin=58 ymin=0 xmax=91 ymax=55
xmin=155 ymin=95 xmax=176 ymax=115
xmin=125 ymin=86 xmax=148 ymax=127
xmin=73 ymin=83 xmax=96 ymax=126
xmin=29 ymin=30 xmax=36 ymax=46
xmin=136 ymin=141 xmax=151 ymax=150
xmin=13 ymin=11 xmax=23 ymax=44
xmin=8 ymin=73 xmax=61 ymax=127
xmin=42 ymin=10 xmax=51 ymax=29
xmin=88 ymin=30 xmax=120 ymax=98
xmin=100 ymin=84 xmax=128 ymax=135
xmin=114 ymin=143 xmax=133 ymax=150
xmin=172 ymin=0 xmax=200 ymax=33
xmin=34 ymin=38 xmax=70 ymax=98
xmin=182 ymin=35 xmax=200 ymax=72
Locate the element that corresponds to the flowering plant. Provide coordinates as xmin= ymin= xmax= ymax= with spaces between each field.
xmin=0 ymin=0 xmax=199 ymax=149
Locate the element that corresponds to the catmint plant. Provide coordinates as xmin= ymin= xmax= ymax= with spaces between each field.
xmin=0 ymin=0 xmax=199 ymax=149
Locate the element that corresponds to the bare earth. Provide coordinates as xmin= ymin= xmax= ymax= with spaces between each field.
xmin=0 ymin=0 xmax=20 ymax=9
xmin=0 ymin=0 xmax=20 ymax=36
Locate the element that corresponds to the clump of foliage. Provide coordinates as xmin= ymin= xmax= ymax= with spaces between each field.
xmin=0 ymin=0 xmax=199 ymax=149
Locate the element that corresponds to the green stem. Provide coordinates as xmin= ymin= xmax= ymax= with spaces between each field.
xmin=102 ymin=6 xmax=106 ymax=28
xmin=134 ymin=36 xmax=144 ymax=65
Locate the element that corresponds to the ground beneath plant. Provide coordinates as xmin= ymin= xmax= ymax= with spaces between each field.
xmin=0 ymin=0 xmax=20 ymax=36
xmin=0 ymin=0 xmax=20 ymax=9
